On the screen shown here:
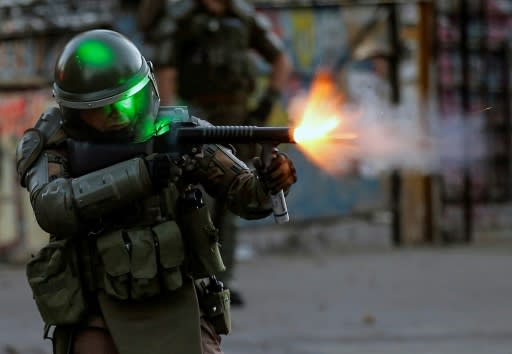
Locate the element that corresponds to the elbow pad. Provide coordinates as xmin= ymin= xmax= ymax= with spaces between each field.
xmin=71 ymin=157 xmax=153 ymax=219
xmin=30 ymin=158 xmax=153 ymax=234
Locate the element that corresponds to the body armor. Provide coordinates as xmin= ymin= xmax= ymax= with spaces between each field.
xmin=17 ymin=26 xmax=295 ymax=354
xmin=17 ymin=106 xmax=273 ymax=354
xmin=176 ymin=10 xmax=254 ymax=101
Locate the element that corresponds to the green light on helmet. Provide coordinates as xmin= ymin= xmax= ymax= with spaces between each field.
xmin=110 ymin=76 xmax=151 ymax=122
xmin=139 ymin=118 xmax=157 ymax=140
xmin=112 ymin=95 xmax=137 ymax=121
xmin=76 ymin=40 xmax=114 ymax=67
xmin=106 ymin=78 xmax=158 ymax=142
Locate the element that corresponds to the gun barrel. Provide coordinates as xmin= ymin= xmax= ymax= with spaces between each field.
xmin=176 ymin=126 xmax=296 ymax=144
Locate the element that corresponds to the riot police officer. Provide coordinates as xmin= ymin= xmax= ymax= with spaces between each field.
xmin=140 ymin=0 xmax=292 ymax=304
xmin=16 ymin=29 xmax=296 ymax=354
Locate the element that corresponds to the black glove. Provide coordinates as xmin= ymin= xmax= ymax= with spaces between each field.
xmin=247 ymin=87 xmax=281 ymax=125
xmin=145 ymin=153 xmax=182 ymax=190
xmin=253 ymin=151 xmax=297 ymax=195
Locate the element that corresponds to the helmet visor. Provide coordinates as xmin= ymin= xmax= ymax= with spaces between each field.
xmin=99 ymin=80 xmax=159 ymax=142
xmin=64 ymin=79 xmax=160 ymax=143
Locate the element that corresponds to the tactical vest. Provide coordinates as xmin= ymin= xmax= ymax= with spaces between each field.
xmin=176 ymin=11 xmax=255 ymax=101
xmin=21 ymin=107 xmax=231 ymax=354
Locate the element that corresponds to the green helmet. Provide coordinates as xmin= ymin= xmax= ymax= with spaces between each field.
xmin=53 ymin=29 xmax=160 ymax=143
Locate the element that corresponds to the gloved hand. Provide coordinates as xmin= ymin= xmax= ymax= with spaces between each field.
xmin=145 ymin=153 xmax=182 ymax=190
xmin=253 ymin=151 xmax=297 ymax=195
xmin=247 ymin=87 xmax=281 ymax=125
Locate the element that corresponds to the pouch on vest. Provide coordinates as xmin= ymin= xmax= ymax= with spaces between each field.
xmin=26 ymin=238 xmax=87 ymax=325
xmin=126 ymin=228 xmax=160 ymax=299
xmin=180 ymin=204 xmax=225 ymax=278
xmin=152 ymin=220 xmax=184 ymax=291
xmin=97 ymin=223 xmax=186 ymax=300
xmin=97 ymin=230 xmax=131 ymax=300
xmin=98 ymin=228 xmax=160 ymax=300
xmin=200 ymin=288 xmax=231 ymax=335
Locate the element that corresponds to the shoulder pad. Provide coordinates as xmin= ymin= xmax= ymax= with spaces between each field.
xmin=166 ymin=0 xmax=197 ymax=20
xmin=34 ymin=106 xmax=64 ymax=144
xmin=16 ymin=129 xmax=44 ymax=187
xmin=230 ymin=0 xmax=253 ymax=20
xmin=16 ymin=107 xmax=64 ymax=187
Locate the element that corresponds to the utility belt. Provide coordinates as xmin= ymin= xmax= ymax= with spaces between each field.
xmin=26 ymin=189 xmax=231 ymax=334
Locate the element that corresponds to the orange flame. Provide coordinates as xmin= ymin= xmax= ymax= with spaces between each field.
xmin=289 ymin=70 xmax=357 ymax=175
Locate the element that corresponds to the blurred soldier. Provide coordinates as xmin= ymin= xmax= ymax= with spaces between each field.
xmin=16 ymin=29 xmax=296 ymax=354
xmin=138 ymin=0 xmax=292 ymax=305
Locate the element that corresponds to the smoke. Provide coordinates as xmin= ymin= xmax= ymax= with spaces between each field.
xmin=288 ymin=73 xmax=489 ymax=178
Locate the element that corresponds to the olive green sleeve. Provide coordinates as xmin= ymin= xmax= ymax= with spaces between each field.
xmin=25 ymin=153 xmax=153 ymax=235
xmin=192 ymin=144 xmax=272 ymax=220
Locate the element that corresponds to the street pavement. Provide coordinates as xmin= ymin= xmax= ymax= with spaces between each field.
xmin=1 ymin=239 xmax=512 ymax=354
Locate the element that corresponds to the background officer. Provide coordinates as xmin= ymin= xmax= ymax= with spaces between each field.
xmin=138 ymin=0 xmax=292 ymax=306
xmin=16 ymin=29 xmax=296 ymax=354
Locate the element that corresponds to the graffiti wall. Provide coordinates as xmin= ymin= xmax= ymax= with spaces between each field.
xmin=0 ymin=0 xmax=119 ymax=87
xmin=259 ymin=7 xmax=348 ymax=76
xmin=248 ymin=6 xmax=387 ymax=224
xmin=0 ymin=90 xmax=55 ymax=259
xmin=0 ymin=0 xmax=120 ymax=258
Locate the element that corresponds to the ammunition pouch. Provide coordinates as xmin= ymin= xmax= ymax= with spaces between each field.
xmin=96 ymin=220 xmax=185 ymax=301
xmin=179 ymin=204 xmax=225 ymax=278
xmin=196 ymin=278 xmax=231 ymax=336
xmin=200 ymin=288 xmax=231 ymax=335
xmin=26 ymin=238 xmax=87 ymax=325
